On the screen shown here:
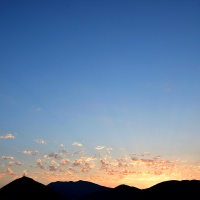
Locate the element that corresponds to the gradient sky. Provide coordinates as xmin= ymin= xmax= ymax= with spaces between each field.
xmin=0 ymin=0 xmax=200 ymax=189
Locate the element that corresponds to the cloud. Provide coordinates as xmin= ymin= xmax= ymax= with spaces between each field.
xmin=9 ymin=161 xmax=14 ymax=166
xmin=81 ymin=156 xmax=97 ymax=162
xmin=1 ymin=156 xmax=14 ymax=160
xmin=41 ymin=171 xmax=49 ymax=175
xmin=32 ymin=151 xmax=40 ymax=156
xmin=59 ymin=168 xmax=68 ymax=173
xmin=60 ymin=144 xmax=65 ymax=146
xmin=73 ymin=151 xmax=84 ymax=155
xmin=72 ymin=142 xmax=82 ymax=146
xmin=95 ymin=146 xmax=105 ymax=150
xmin=61 ymin=159 xmax=71 ymax=165
xmin=49 ymin=165 xmax=59 ymax=171
xmin=61 ymin=148 xmax=69 ymax=153
xmin=37 ymin=108 xmax=41 ymax=111
xmin=107 ymin=169 xmax=118 ymax=175
xmin=80 ymin=168 xmax=90 ymax=172
xmin=32 ymin=171 xmax=40 ymax=174
xmin=23 ymin=151 xmax=32 ymax=154
xmin=34 ymin=139 xmax=48 ymax=144
xmin=0 ymin=133 xmax=15 ymax=139
xmin=0 ymin=173 xmax=6 ymax=179
xmin=51 ymin=160 xmax=60 ymax=166
xmin=48 ymin=152 xmax=63 ymax=160
xmin=107 ymin=147 xmax=113 ymax=153
xmin=6 ymin=168 xmax=16 ymax=175
xmin=72 ymin=159 xmax=82 ymax=167
xmin=34 ymin=159 xmax=47 ymax=170
xmin=1 ymin=164 xmax=5 ymax=167
xmin=99 ymin=159 xmax=109 ymax=170
xmin=23 ymin=170 xmax=28 ymax=174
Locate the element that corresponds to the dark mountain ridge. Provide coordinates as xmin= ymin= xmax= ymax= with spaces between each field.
xmin=47 ymin=180 xmax=112 ymax=200
xmin=80 ymin=184 xmax=141 ymax=200
xmin=136 ymin=179 xmax=200 ymax=199
xmin=80 ymin=179 xmax=200 ymax=200
xmin=0 ymin=176 xmax=69 ymax=199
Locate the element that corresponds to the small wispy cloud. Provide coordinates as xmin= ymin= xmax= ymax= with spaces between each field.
xmin=0 ymin=133 xmax=15 ymax=139
xmin=60 ymin=144 xmax=65 ymax=146
xmin=34 ymin=139 xmax=48 ymax=144
xmin=73 ymin=151 xmax=84 ymax=155
xmin=9 ymin=161 xmax=14 ymax=166
xmin=6 ymin=168 xmax=16 ymax=175
xmin=95 ymin=146 xmax=105 ymax=150
xmin=23 ymin=151 xmax=32 ymax=154
xmin=1 ymin=156 xmax=14 ymax=160
xmin=72 ymin=142 xmax=82 ymax=146
xmin=37 ymin=108 xmax=41 ymax=111
xmin=34 ymin=159 xmax=47 ymax=170
xmin=32 ymin=151 xmax=40 ymax=156
xmin=16 ymin=161 xmax=21 ymax=166
xmin=107 ymin=147 xmax=113 ymax=153
xmin=61 ymin=159 xmax=71 ymax=165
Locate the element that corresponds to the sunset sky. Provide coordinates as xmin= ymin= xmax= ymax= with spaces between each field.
xmin=0 ymin=0 xmax=200 ymax=189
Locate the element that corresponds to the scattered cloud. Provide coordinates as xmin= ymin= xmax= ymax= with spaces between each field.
xmin=34 ymin=159 xmax=47 ymax=170
xmin=51 ymin=160 xmax=60 ymax=166
xmin=9 ymin=161 xmax=14 ymax=166
xmin=1 ymin=164 xmax=5 ymax=167
xmin=95 ymin=146 xmax=105 ymax=150
xmin=23 ymin=170 xmax=28 ymax=174
xmin=32 ymin=151 xmax=40 ymax=156
xmin=61 ymin=159 xmax=71 ymax=165
xmin=61 ymin=148 xmax=69 ymax=153
xmin=107 ymin=147 xmax=113 ymax=153
xmin=73 ymin=150 xmax=84 ymax=155
xmin=49 ymin=165 xmax=59 ymax=171
xmin=23 ymin=151 xmax=32 ymax=154
xmin=48 ymin=152 xmax=63 ymax=160
xmin=37 ymin=108 xmax=41 ymax=111
xmin=34 ymin=139 xmax=48 ymax=144
xmin=16 ymin=161 xmax=21 ymax=166
xmin=72 ymin=159 xmax=82 ymax=167
xmin=0 ymin=173 xmax=6 ymax=178
xmin=60 ymin=144 xmax=65 ymax=146
xmin=1 ymin=156 xmax=14 ymax=160
xmin=72 ymin=142 xmax=82 ymax=146
xmin=0 ymin=133 xmax=15 ymax=139
xmin=6 ymin=168 xmax=16 ymax=175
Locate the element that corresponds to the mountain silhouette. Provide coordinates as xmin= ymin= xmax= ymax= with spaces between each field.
xmin=0 ymin=176 xmax=70 ymax=199
xmin=80 ymin=184 xmax=141 ymax=200
xmin=47 ymin=180 xmax=112 ymax=200
xmin=135 ymin=179 xmax=200 ymax=199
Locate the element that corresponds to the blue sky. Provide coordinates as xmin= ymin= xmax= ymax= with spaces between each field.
xmin=0 ymin=0 xmax=200 ymax=189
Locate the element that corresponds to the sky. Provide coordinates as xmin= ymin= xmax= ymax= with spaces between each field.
xmin=0 ymin=0 xmax=200 ymax=189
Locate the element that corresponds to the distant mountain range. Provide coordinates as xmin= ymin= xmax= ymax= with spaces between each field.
xmin=1 ymin=177 xmax=200 ymax=199
xmin=47 ymin=180 xmax=112 ymax=200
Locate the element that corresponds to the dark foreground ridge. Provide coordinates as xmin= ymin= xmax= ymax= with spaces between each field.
xmin=0 ymin=176 xmax=70 ymax=199
xmin=136 ymin=179 xmax=200 ymax=199
xmin=1 ymin=178 xmax=200 ymax=199
xmin=80 ymin=179 xmax=200 ymax=200
xmin=47 ymin=180 xmax=112 ymax=200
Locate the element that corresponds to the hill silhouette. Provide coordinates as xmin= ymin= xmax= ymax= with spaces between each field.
xmin=80 ymin=179 xmax=200 ymax=200
xmin=0 ymin=176 xmax=70 ymax=199
xmin=80 ymin=184 xmax=141 ymax=200
xmin=135 ymin=179 xmax=200 ymax=199
xmin=47 ymin=180 xmax=112 ymax=200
